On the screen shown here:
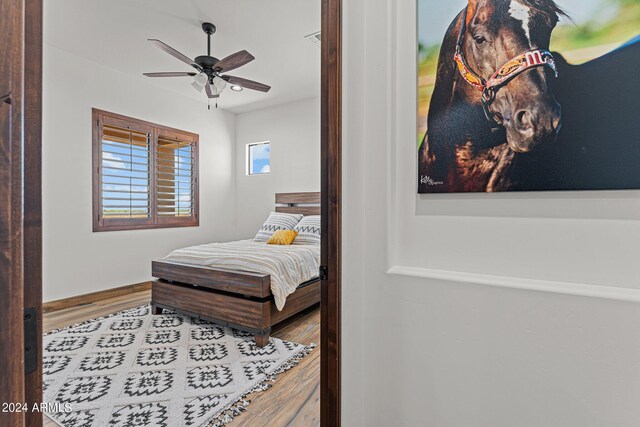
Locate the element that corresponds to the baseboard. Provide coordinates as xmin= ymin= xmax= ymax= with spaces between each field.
xmin=387 ymin=265 xmax=640 ymax=303
xmin=43 ymin=282 xmax=152 ymax=313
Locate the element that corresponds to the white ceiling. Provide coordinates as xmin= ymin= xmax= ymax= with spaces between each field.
xmin=44 ymin=0 xmax=321 ymax=113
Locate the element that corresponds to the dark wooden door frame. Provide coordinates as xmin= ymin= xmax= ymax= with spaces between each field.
xmin=1 ymin=0 xmax=42 ymax=424
xmin=320 ymin=0 xmax=342 ymax=426
xmin=1 ymin=0 xmax=27 ymax=424
xmin=24 ymin=0 xmax=44 ymax=425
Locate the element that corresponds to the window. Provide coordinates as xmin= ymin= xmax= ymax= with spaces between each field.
xmin=92 ymin=109 xmax=199 ymax=232
xmin=247 ymin=142 xmax=270 ymax=175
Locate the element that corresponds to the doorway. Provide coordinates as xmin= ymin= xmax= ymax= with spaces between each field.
xmin=1 ymin=0 xmax=341 ymax=426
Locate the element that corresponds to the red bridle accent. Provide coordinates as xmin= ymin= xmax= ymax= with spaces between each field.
xmin=454 ymin=6 xmax=559 ymax=125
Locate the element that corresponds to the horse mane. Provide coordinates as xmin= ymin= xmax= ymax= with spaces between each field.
xmin=518 ymin=0 xmax=570 ymax=24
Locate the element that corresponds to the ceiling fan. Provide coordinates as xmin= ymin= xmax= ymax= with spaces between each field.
xmin=143 ymin=22 xmax=271 ymax=106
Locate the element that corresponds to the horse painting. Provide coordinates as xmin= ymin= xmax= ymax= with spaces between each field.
xmin=418 ymin=0 xmax=640 ymax=193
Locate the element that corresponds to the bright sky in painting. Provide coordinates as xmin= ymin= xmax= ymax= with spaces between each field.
xmin=419 ymin=0 xmax=610 ymax=46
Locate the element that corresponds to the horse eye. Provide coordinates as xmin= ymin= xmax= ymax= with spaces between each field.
xmin=473 ymin=35 xmax=487 ymax=45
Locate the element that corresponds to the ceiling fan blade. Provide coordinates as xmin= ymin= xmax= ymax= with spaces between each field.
xmin=205 ymin=83 xmax=220 ymax=99
xmin=143 ymin=72 xmax=197 ymax=77
xmin=148 ymin=39 xmax=200 ymax=70
xmin=214 ymin=50 xmax=255 ymax=73
xmin=224 ymin=75 xmax=271 ymax=92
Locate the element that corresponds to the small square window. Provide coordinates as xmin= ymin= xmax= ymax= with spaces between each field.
xmin=247 ymin=142 xmax=270 ymax=175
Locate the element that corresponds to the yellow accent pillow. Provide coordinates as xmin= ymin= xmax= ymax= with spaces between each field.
xmin=267 ymin=230 xmax=298 ymax=245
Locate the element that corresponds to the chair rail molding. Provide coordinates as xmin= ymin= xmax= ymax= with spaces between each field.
xmin=387 ymin=265 xmax=640 ymax=303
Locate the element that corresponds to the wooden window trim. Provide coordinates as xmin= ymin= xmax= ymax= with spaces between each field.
xmin=92 ymin=108 xmax=200 ymax=232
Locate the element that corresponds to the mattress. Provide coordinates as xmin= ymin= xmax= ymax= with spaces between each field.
xmin=162 ymin=240 xmax=320 ymax=310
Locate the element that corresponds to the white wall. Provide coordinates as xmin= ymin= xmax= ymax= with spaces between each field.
xmin=234 ymin=97 xmax=320 ymax=238
xmin=342 ymin=1 xmax=640 ymax=426
xmin=43 ymin=45 xmax=238 ymax=302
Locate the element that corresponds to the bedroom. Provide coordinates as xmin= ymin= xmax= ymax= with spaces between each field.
xmin=36 ymin=0 xmax=322 ymax=425
xmin=6 ymin=0 xmax=640 ymax=426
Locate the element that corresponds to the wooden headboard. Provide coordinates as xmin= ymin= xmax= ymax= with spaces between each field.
xmin=275 ymin=192 xmax=320 ymax=216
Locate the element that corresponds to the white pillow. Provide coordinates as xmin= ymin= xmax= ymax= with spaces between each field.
xmin=293 ymin=215 xmax=321 ymax=245
xmin=254 ymin=212 xmax=303 ymax=242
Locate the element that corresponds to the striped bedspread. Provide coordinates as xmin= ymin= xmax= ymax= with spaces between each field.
xmin=162 ymin=240 xmax=320 ymax=310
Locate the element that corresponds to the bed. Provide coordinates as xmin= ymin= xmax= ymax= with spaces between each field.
xmin=151 ymin=192 xmax=321 ymax=347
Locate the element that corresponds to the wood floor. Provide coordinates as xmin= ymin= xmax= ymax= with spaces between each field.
xmin=43 ymin=289 xmax=320 ymax=427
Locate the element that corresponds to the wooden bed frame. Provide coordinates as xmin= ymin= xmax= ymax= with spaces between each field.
xmin=151 ymin=192 xmax=321 ymax=347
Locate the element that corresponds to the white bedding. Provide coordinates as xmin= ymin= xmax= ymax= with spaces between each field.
xmin=162 ymin=240 xmax=320 ymax=310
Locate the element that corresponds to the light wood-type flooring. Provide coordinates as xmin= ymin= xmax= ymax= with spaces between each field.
xmin=43 ymin=289 xmax=320 ymax=427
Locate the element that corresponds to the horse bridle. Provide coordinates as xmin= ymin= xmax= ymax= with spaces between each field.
xmin=454 ymin=6 xmax=558 ymax=125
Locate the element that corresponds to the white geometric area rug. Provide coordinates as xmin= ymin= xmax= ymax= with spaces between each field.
xmin=43 ymin=305 xmax=315 ymax=427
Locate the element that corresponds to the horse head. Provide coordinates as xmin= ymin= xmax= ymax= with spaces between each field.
xmin=419 ymin=0 xmax=568 ymax=192
xmin=458 ymin=0 xmax=564 ymax=152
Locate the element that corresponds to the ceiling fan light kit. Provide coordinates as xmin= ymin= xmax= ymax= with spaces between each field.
xmin=143 ymin=21 xmax=271 ymax=107
xmin=191 ymin=72 xmax=208 ymax=92
xmin=212 ymin=76 xmax=227 ymax=93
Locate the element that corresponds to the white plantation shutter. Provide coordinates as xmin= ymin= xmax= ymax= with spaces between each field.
xmin=93 ymin=110 xmax=199 ymax=232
